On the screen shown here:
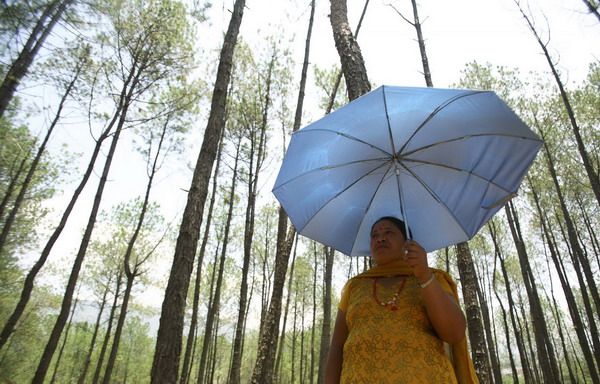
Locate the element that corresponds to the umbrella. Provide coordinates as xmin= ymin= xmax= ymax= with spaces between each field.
xmin=272 ymin=85 xmax=542 ymax=255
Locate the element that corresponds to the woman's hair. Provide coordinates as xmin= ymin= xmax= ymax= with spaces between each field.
xmin=371 ymin=216 xmax=412 ymax=240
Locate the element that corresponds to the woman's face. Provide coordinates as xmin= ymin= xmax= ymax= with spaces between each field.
xmin=370 ymin=220 xmax=406 ymax=265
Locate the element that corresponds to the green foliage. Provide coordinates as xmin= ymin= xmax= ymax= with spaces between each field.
xmin=0 ymin=112 xmax=75 ymax=259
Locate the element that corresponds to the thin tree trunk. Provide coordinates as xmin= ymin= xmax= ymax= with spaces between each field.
xmin=517 ymin=292 xmax=541 ymax=383
xmin=102 ymin=101 xmax=171 ymax=384
xmin=291 ymin=283 xmax=298 ymax=384
xmin=0 ymin=53 xmax=84 ymax=255
xmin=515 ymin=0 xmax=600 ymax=205
xmin=388 ymin=0 xmax=432 ymax=87
xmin=92 ymin=270 xmax=124 ymax=384
xmin=301 ymin=290 xmax=307 ymax=384
xmin=488 ymin=223 xmax=519 ymax=384
xmin=536 ymin=126 xmax=600 ymax=317
xmin=228 ymin=52 xmax=272 ymax=384
xmin=529 ymin=178 xmax=600 ymax=381
xmin=197 ymin=245 xmax=220 ymax=384
xmin=455 ymin=242 xmax=492 ymax=382
xmin=101 ymin=268 xmax=136 ymax=384
xmin=310 ymin=244 xmax=318 ymax=384
xmin=208 ymin=313 xmax=222 ymax=384
xmin=32 ymin=75 xmax=136 ymax=383
xmin=0 ymin=0 xmax=74 ymax=117
xmin=151 ymin=1 xmax=245 ymax=381
xmin=250 ymin=208 xmax=296 ymax=383
xmin=505 ymin=201 xmax=561 ymax=383
xmin=499 ymin=251 xmax=533 ymax=384
xmin=474 ymin=257 xmax=502 ymax=383
xmin=317 ymin=246 xmax=334 ymax=384
xmin=50 ymin=295 xmax=79 ymax=384
xmin=78 ymin=277 xmax=111 ymax=384
xmin=198 ymin=138 xmax=241 ymax=381
xmin=0 ymin=57 xmax=132 ymax=352
xmin=180 ymin=136 xmax=224 ymax=384
xmin=275 ymin=236 xmax=298 ymax=382
xmin=250 ymin=0 xmax=318 ymax=376
xmin=547 ymin=279 xmax=578 ymax=384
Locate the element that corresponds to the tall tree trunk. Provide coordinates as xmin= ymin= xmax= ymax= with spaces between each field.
xmin=0 ymin=0 xmax=74 ymax=117
xmin=180 ymin=136 xmax=224 ymax=384
xmin=78 ymin=276 xmax=111 ymax=384
xmin=197 ymin=245 xmax=220 ymax=384
xmin=250 ymin=208 xmax=296 ymax=383
xmin=291 ymin=282 xmax=299 ymax=384
xmin=515 ymin=1 xmax=600 ymax=205
xmin=488 ymin=223 xmax=520 ymax=384
xmin=317 ymin=246 xmax=334 ymax=384
xmin=50 ymin=294 xmax=79 ymax=384
xmin=198 ymin=139 xmax=241 ymax=382
xmin=517 ymin=293 xmax=541 ymax=383
xmin=388 ymin=0 xmax=433 ymax=87
xmin=310 ymin=244 xmax=318 ymax=384
xmin=536 ymin=126 xmax=600 ymax=318
xmin=556 ymin=214 xmax=600 ymax=370
xmin=329 ymin=0 xmax=370 ymax=101
xmin=275 ymin=236 xmax=298 ymax=383
xmin=92 ymin=270 xmax=124 ymax=384
xmin=455 ymin=242 xmax=492 ymax=382
xmin=228 ymin=52 xmax=272 ymax=384
xmin=547 ymin=282 xmax=578 ymax=384
xmin=250 ymin=0 xmax=317 ymax=378
xmin=0 ymin=56 xmax=83 ymax=255
xmin=0 ymin=56 xmax=133 ymax=352
xmin=472 ymin=256 xmax=502 ymax=383
xmin=499 ymin=252 xmax=533 ymax=384
xmin=505 ymin=201 xmax=561 ymax=384
xmin=150 ymin=1 xmax=245 ymax=381
xmin=32 ymin=74 xmax=137 ymax=383
xmin=101 ymin=268 xmax=136 ymax=384
xmin=102 ymin=101 xmax=171 ymax=384
xmin=208 ymin=313 xmax=222 ymax=384
xmin=529 ymin=178 xmax=600 ymax=381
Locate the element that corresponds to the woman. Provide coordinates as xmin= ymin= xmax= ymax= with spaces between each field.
xmin=324 ymin=216 xmax=479 ymax=383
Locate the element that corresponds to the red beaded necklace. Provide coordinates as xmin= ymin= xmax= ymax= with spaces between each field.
xmin=373 ymin=276 xmax=408 ymax=311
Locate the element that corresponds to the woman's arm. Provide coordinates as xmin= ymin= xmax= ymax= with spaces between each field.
xmin=324 ymin=309 xmax=348 ymax=384
xmin=403 ymin=240 xmax=466 ymax=344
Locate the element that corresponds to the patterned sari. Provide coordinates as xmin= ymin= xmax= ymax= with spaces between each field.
xmin=338 ymin=260 xmax=479 ymax=384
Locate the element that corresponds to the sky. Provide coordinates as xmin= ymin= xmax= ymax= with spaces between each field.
xmin=34 ymin=0 xmax=599 ymax=307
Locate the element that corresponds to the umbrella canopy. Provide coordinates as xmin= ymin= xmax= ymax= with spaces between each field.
xmin=272 ymin=85 xmax=542 ymax=255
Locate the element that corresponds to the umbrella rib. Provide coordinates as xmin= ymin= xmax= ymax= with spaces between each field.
xmin=401 ymin=133 xmax=543 ymax=157
xmin=397 ymin=161 xmax=472 ymax=239
xmin=382 ymin=86 xmax=398 ymax=156
xmin=293 ymin=128 xmax=392 ymax=157
xmin=273 ymin=157 xmax=391 ymax=190
xmin=349 ymin=161 xmax=395 ymax=255
xmin=403 ymin=157 xmax=515 ymax=196
xmin=301 ymin=160 xmax=392 ymax=235
xmin=397 ymin=90 xmax=486 ymax=154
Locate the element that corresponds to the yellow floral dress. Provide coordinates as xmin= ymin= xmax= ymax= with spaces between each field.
xmin=339 ymin=274 xmax=457 ymax=383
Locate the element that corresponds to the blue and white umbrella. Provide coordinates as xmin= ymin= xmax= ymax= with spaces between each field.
xmin=272 ymin=85 xmax=542 ymax=256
